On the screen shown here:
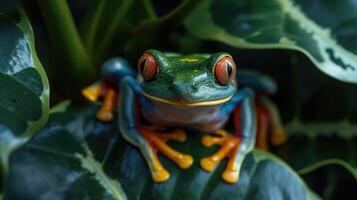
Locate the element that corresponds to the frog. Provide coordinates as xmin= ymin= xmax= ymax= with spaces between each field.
xmin=82 ymin=49 xmax=287 ymax=184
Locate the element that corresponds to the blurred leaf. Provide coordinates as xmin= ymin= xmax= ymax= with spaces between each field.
xmin=301 ymin=164 xmax=357 ymax=200
xmin=185 ymin=0 xmax=357 ymax=83
xmin=273 ymin=122 xmax=357 ymax=179
xmin=0 ymin=10 xmax=49 ymax=180
xmin=4 ymin=103 xmax=318 ymax=200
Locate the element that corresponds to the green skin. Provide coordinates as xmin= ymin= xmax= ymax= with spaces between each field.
xmin=117 ymin=49 xmax=256 ymax=182
xmin=141 ymin=49 xmax=236 ymax=103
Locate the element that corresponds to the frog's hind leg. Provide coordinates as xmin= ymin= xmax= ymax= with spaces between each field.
xmin=260 ymin=97 xmax=287 ymax=146
xmin=255 ymin=99 xmax=270 ymax=150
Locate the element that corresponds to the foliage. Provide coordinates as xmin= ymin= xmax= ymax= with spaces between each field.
xmin=4 ymin=103 xmax=318 ymax=200
xmin=0 ymin=0 xmax=356 ymax=199
xmin=0 ymin=9 xmax=49 ymax=183
xmin=185 ymin=0 xmax=357 ymax=83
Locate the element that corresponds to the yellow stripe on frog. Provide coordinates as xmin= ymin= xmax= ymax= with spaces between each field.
xmin=179 ymin=58 xmax=199 ymax=62
xmin=142 ymin=91 xmax=232 ymax=107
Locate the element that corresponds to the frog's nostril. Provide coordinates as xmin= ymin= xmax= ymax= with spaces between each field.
xmin=191 ymin=83 xmax=199 ymax=92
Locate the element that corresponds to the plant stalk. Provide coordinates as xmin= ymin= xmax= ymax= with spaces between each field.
xmin=37 ymin=0 xmax=95 ymax=85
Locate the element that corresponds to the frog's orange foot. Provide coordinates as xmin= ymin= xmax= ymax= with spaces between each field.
xmin=140 ymin=126 xmax=193 ymax=182
xmin=201 ymin=129 xmax=241 ymax=184
xmin=82 ymin=83 xmax=117 ymax=122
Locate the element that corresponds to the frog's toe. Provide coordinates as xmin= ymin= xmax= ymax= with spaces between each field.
xmin=96 ymin=110 xmax=113 ymax=122
xmin=152 ymin=168 xmax=170 ymax=182
xmin=96 ymin=89 xmax=117 ymax=122
xmin=177 ymin=155 xmax=193 ymax=169
xmin=201 ymin=135 xmax=227 ymax=147
xmin=154 ymin=129 xmax=187 ymax=142
xmin=222 ymin=168 xmax=239 ymax=184
xmin=82 ymin=82 xmax=102 ymax=102
xmin=200 ymin=157 xmax=217 ymax=172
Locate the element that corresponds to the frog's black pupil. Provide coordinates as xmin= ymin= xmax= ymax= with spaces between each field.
xmin=226 ymin=62 xmax=233 ymax=77
xmin=140 ymin=59 xmax=147 ymax=73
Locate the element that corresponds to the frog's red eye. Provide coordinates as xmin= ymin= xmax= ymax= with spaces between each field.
xmin=137 ymin=53 xmax=157 ymax=81
xmin=214 ymin=56 xmax=236 ymax=85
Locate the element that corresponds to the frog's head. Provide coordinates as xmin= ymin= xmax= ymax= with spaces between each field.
xmin=137 ymin=49 xmax=237 ymax=106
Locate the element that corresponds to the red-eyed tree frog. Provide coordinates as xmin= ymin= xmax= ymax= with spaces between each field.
xmin=82 ymin=49 xmax=287 ymax=184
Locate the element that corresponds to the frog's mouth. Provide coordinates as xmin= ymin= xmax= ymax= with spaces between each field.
xmin=142 ymin=91 xmax=232 ymax=107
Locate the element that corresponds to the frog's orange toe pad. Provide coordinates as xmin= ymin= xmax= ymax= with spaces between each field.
xmin=82 ymin=83 xmax=101 ymax=102
xmin=96 ymin=110 xmax=113 ymax=122
xmin=152 ymin=168 xmax=170 ymax=182
xmin=200 ymin=157 xmax=218 ymax=172
xmin=222 ymin=169 xmax=239 ymax=184
xmin=177 ymin=155 xmax=193 ymax=169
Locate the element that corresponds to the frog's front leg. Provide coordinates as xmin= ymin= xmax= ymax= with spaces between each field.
xmin=200 ymin=88 xmax=256 ymax=184
xmin=119 ymin=77 xmax=193 ymax=182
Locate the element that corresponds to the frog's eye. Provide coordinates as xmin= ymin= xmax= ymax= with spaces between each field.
xmin=214 ymin=56 xmax=236 ymax=85
xmin=137 ymin=53 xmax=158 ymax=81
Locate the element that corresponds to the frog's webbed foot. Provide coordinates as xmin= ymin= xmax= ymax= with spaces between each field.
xmin=200 ymin=129 xmax=246 ymax=184
xmin=82 ymin=83 xmax=118 ymax=122
xmin=140 ymin=126 xmax=193 ymax=182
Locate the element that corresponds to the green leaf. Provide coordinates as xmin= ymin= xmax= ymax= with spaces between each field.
xmin=300 ymin=163 xmax=357 ymax=200
xmin=273 ymin=122 xmax=357 ymax=179
xmin=185 ymin=0 xmax=357 ymax=83
xmin=4 ymin=103 xmax=318 ymax=200
xmin=0 ymin=10 xmax=49 ymax=178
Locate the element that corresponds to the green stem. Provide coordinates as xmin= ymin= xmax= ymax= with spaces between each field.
xmin=93 ymin=0 xmax=134 ymax=64
xmin=136 ymin=0 xmax=202 ymax=31
xmin=83 ymin=0 xmax=107 ymax=54
xmin=141 ymin=0 xmax=158 ymax=19
xmin=157 ymin=0 xmax=202 ymax=25
xmin=37 ymin=0 xmax=94 ymax=83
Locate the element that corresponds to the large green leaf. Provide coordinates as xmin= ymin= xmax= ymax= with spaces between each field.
xmin=300 ymin=163 xmax=357 ymax=200
xmin=4 ymin=103 xmax=318 ymax=200
xmin=185 ymin=0 xmax=357 ymax=83
xmin=0 ymin=10 xmax=49 ymax=178
xmin=266 ymin=59 xmax=357 ymax=178
xmin=273 ymin=123 xmax=357 ymax=179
